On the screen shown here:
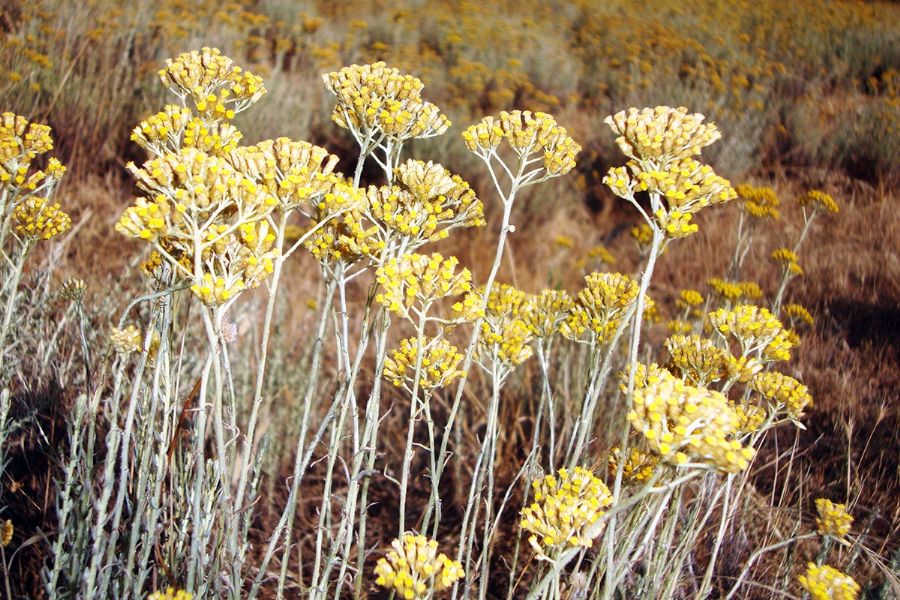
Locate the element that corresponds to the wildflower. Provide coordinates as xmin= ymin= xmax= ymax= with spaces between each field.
xmin=375 ymin=253 xmax=471 ymax=315
xmin=785 ymin=303 xmax=814 ymax=327
xmin=607 ymin=447 xmax=658 ymax=483
xmin=665 ymin=334 xmax=730 ymax=386
xmin=367 ymin=160 xmax=484 ymax=246
xmin=798 ymin=563 xmax=859 ymax=600
xmin=59 ymin=278 xmax=87 ymax=302
xmin=731 ymin=401 xmax=767 ymax=433
xmin=628 ymin=366 xmax=756 ymax=472
xmin=667 ymin=319 xmax=693 ymax=334
xmin=522 ymin=289 xmax=575 ymax=339
xmin=158 ymin=47 xmax=266 ymax=118
xmin=604 ymin=106 xmax=721 ymax=164
xmin=561 ymin=272 xmax=643 ymax=344
xmin=323 ymin=62 xmax=449 ymax=143
xmin=110 ymin=325 xmax=143 ymax=354
xmin=383 ymin=337 xmax=464 ymax=393
xmin=14 ymin=196 xmax=71 ymax=240
xmin=751 ymin=371 xmax=812 ymax=420
xmin=709 ymin=304 xmax=793 ymax=362
xmin=374 ymin=534 xmax=464 ymax=599
xmin=304 ymin=181 xmax=378 ymax=267
xmin=148 ymin=588 xmax=193 ymax=600
xmin=771 ymin=247 xmax=803 ymax=276
xmin=0 ymin=520 xmax=12 ymax=546
xmin=630 ymin=223 xmax=653 ymax=252
xmin=799 ymin=189 xmax=839 ymax=214
xmin=463 ymin=110 xmax=580 ymax=178
xmin=815 ymin=498 xmax=853 ymax=541
xmin=585 ymin=245 xmax=616 ymax=266
xmin=676 ymin=289 xmax=704 ymax=311
xmin=456 ymin=284 xmax=534 ymax=372
xmin=554 ymin=234 xmax=575 ymax=248
xmin=520 ymin=467 xmax=613 ymax=557
xmin=736 ymin=184 xmax=780 ymax=220
xmin=707 ymin=278 xmax=761 ymax=304
xmin=229 ymin=137 xmax=340 ymax=210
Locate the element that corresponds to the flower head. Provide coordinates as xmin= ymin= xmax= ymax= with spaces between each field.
xmin=561 ymin=272 xmax=643 ymax=343
xmin=607 ymin=447 xmax=658 ymax=484
xmin=771 ymin=247 xmax=803 ymax=276
xmin=375 ymin=253 xmax=471 ymax=315
xmin=522 ymin=289 xmax=575 ymax=339
xmin=520 ymin=467 xmax=613 ymax=558
xmin=709 ymin=305 xmax=793 ymax=362
xmin=463 ymin=110 xmax=580 ymax=178
xmin=665 ymin=334 xmax=731 ymax=386
xmin=798 ymin=563 xmax=859 ymax=600
xmin=14 ymin=196 xmax=71 ymax=240
xmin=148 ymin=588 xmax=193 ymax=600
xmin=383 ymin=337 xmax=464 ymax=394
xmin=323 ymin=62 xmax=449 ymax=143
xmin=374 ymin=534 xmax=464 ymax=599
xmin=627 ymin=365 xmax=756 ymax=472
xmin=750 ymin=371 xmax=812 ymax=420
xmin=799 ymin=189 xmax=839 ymax=214
xmin=785 ymin=303 xmax=814 ymax=327
xmin=736 ymin=184 xmax=780 ymax=220
xmin=815 ymin=498 xmax=853 ymax=541
xmin=604 ymin=106 xmax=721 ymax=164
xmin=158 ymin=47 xmax=265 ymax=119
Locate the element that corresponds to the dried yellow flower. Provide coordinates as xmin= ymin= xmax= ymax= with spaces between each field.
xmin=736 ymin=184 xmax=780 ymax=220
xmin=815 ymin=498 xmax=853 ymax=540
xmin=14 ymin=196 xmax=71 ymax=240
xmin=798 ymin=563 xmax=859 ymax=600
xmin=604 ymin=106 xmax=721 ymax=164
xmin=608 ymin=447 xmax=658 ymax=483
xmin=520 ymin=467 xmax=613 ymax=557
xmin=374 ymin=534 xmax=464 ymax=599
xmin=799 ymin=189 xmax=839 ymax=214
xmin=751 ymin=371 xmax=812 ymax=420
xmin=383 ymin=337 xmax=464 ymax=393
xmin=148 ymin=588 xmax=193 ymax=600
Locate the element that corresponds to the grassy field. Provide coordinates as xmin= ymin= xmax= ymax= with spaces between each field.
xmin=0 ymin=1 xmax=898 ymax=598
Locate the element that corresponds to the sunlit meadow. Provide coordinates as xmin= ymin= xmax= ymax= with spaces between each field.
xmin=0 ymin=1 xmax=898 ymax=599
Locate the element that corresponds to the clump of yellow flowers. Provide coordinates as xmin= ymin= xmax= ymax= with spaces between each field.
xmin=561 ymin=272 xmax=644 ymax=344
xmin=374 ymin=533 xmax=464 ymax=599
xmin=799 ymin=189 xmax=840 ymax=214
xmin=520 ymin=467 xmax=613 ymax=558
xmin=383 ymin=337 xmax=464 ymax=394
xmin=603 ymin=106 xmax=736 ymax=240
xmin=1 ymin=111 xmax=69 ymax=243
xmin=607 ymin=447 xmax=658 ymax=484
xmin=736 ymin=183 xmax=781 ymax=220
xmin=751 ymin=371 xmax=813 ymax=420
xmin=628 ymin=365 xmax=756 ymax=473
xmin=148 ymin=588 xmax=193 ymax=600
xmin=798 ymin=563 xmax=860 ymax=600
xmin=709 ymin=304 xmax=794 ymax=362
xmin=815 ymin=498 xmax=853 ymax=541
xmin=375 ymin=253 xmax=472 ymax=317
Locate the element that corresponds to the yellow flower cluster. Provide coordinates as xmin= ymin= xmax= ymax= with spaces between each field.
xmin=707 ymin=278 xmax=762 ymax=304
xmin=628 ymin=366 xmax=756 ymax=472
xmin=736 ymin=184 xmax=781 ymax=220
xmin=158 ymin=47 xmax=266 ymax=119
xmin=709 ymin=305 xmax=794 ymax=361
xmin=676 ymin=289 xmax=704 ymax=311
xmin=815 ymin=498 xmax=853 ymax=540
xmin=731 ymin=401 xmax=767 ymax=434
xmin=374 ymin=534 xmax=464 ymax=599
xmin=603 ymin=107 xmax=734 ymax=238
xmin=562 ymin=272 xmax=643 ymax=344
xmin=375 ymin=253 xmax=471 ymax=314
xmin=785 ymin=303 xmax=814 ymax=327
xmin=798 ymin=563 xmax=859 ymax=600
xmin=230 ymin=137 xmax=340 ymax=210
xmin=519 ymin=467 xmax=613 ymax=557
xmin=117 ymin=146 xmax=282 ymax=305
xmin=383 ymin=336 xmax=464 ymax=393
xmin=131 ymin=105 xmax=242 ymax=157
xmin=604 ymin=106 xmax=721 ymax=164
xmin=751 ymin=371 xmax=812 ymax=420
xmin=1 ymin=112 xmax=54 ymax=182
xmin=455 ymin=284 xmax=534 ymax=370
xmin=521 ymin=289 xmax=574 ymax=339
xmin=323 ymin=62 xmax=450 ymax=142
xmin=304 ymin=181 xmax=377 ymax=267
xmin=771 ymin=247 xmax=803 ymax=276
xmin=799 ymin=189 xmax=839 ymax=214
xmin=366 ymin=160 xmax=484 ymax=246
xmin=462 ymin=110 xmax=580 ymax=177
xmin=0 ymin=520 xmax=12 ymax=547
xmin=110 ymin=325 xmax=142 ymax=354
xmin=664 ymin=334 xmax=730 ymax=386
xmin=14 ymin=196 xmax=71 ymax=240
xmin=607 ymin=447 xmax=658 ymax=483
xmin=148 ymin=588 xmax=193 ymax=600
